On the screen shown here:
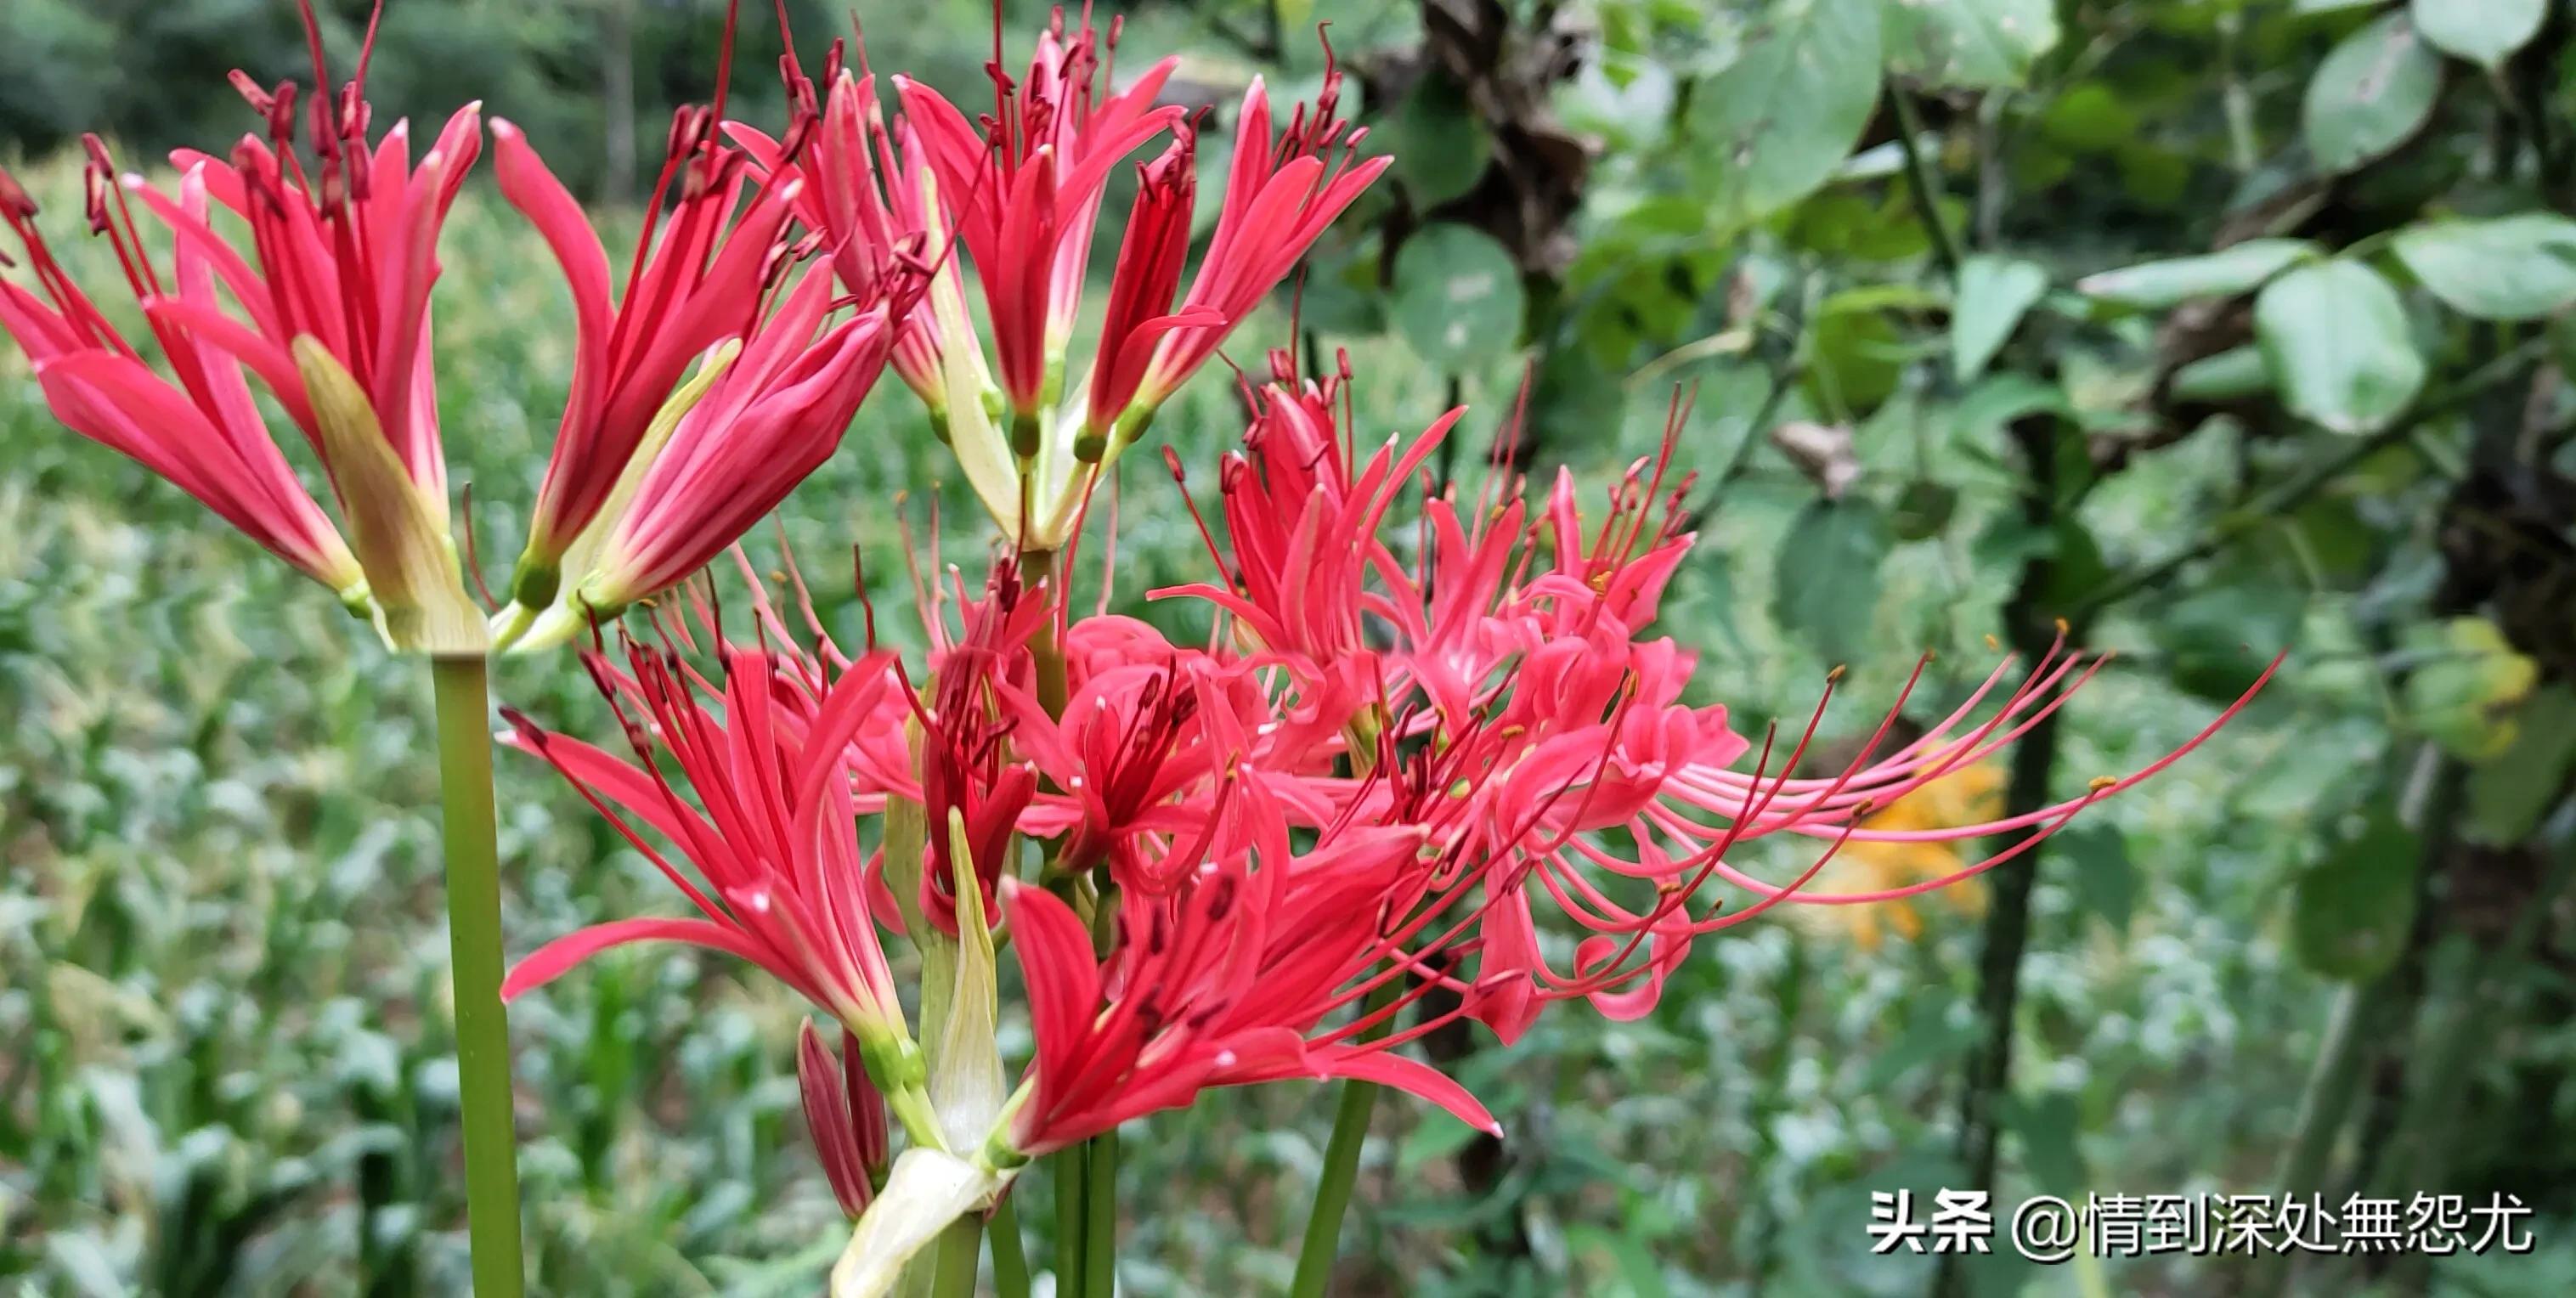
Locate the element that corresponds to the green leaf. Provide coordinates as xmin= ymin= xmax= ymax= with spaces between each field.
xmin=2411 ymin=0 xmax=2547 ymax=71
xmin=1951 ymin=254 xmax=2048 ymax=381
xmin=2302 ymin=12 xmax=2445 ymax=174
xmin=1688 ymin=0 xmax=1884 ymax=229
xmin=1884 ymin=0 xmax=2060 ymax=89
xmin=2253 ymin=260 xmax=2426 ymax=434
xmin=2391 ymin=214 xmax=2576 ymax=320
xmin=1805 ymin=305 xmax=1907 ymax=414
xmin=1891 ymin=480 xmax=1959 ymax=540
xmin=1390 ymin=226 xmax=1525 ymax=370
xmin=2005 ymin=1092 xmax=2087 ymax=1199
xmin=2040 ymin=82 xmax=2138 ymax=152
xmin=1772 ymin=499 xmax=1890 ymax=666
xmin=2291 ymin=807 xmax=2421 ymax=983
xmin=2463 ymin=686 xmax=2576 ymax=845
xmin=1380 ymin=75 xmax=1491 ymax=207
xmin=2149 ymin=574 xmax=2302 ymax=704
xmin=1292 ymin=233 xmax=1386 ymax=336
xmin=2076 ymin=240 xmax=2315 ymax=308
xmin=2401 ymin=617 xmax=2539 ymax=761
xmin=2167 ymin=346 xmax=2274 ymax=403
xmin=2056 ymin=824 xmax=2136 ymax=936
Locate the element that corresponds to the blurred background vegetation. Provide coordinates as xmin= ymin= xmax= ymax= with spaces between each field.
xmin=6 ymin=0 xmax=2576 ymax=1295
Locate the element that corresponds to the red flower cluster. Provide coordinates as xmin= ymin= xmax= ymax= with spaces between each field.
xmin=507 ymin=348 xmax=2268 ymax=1162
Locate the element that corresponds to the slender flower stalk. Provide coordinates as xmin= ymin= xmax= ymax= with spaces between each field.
xmin=430 ymin=655 xmax=527 ymax=1298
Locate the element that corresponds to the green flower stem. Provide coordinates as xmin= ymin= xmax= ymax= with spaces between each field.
xmin=1023 ymin=547 xmax=1068 ymax=719
xmin=1082 ymin=1127 xmax=1117 ymax=1298
xmin=430 ymin=653 xmax=526 ymax=1297
xmin=1289 ymin=978 xmax=1398 ymax=1298
xmin=989 ymin=1194 xmax=1032 ymax=1298
xmin=1050 ymin=1144 xmax=1087 ymax=1294
xmin=929 ymin=1213 xmax=985 ymax=1298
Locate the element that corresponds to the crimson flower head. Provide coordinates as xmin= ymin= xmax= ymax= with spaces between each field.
xmin=556 ymin=262 xmax=913 ymax=627
xmin=0 ymin=0 xmax=486 ymax=651
xmin=907 ymin=562 xmax=1048 ymax=934
xmin=1111 ymin=45 xmax=1389 ymax=443
xmin=0 ymin=154 xmax=361 ymax=600
xmin=731 ymin=37 xmax=962 ymax=421
xmin=493 ymin=96 xmax=802 ymax=611
xmin=759 ymin=10 xmax=1388 ymax=551
xmin=895 ymin=8 xmax=1181 ymax=428
xmin=999 ymin=784 xmax=1498 ymax=1158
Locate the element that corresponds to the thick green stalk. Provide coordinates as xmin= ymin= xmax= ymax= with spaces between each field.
xmin=1050 ymin=1144 xmax=1086 ymax=1293
xmin=1288 ymin=979 xmax=1399 ymax=1298
xmin=1082 ymin=1128 xmax=1118 ymax=1297
xmin=928 ymin=1215 xmax=984 ymax=1298
xmin=430 ymin=654 xmax=526 ymax=1297
xmin=1289 ymin=1075 xmax=1381 ymax=1298
xmin=989 ymin=1195 xmax=1031 ymax=1298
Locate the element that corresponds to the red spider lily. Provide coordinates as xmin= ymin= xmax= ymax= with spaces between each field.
xmin=1110 ymin=50 xmax=1389 ymax=437
xmin=495 ymin=104 xmax=802 ymax=598
xmin=570 ymin=262 xmax=912 ymax=618
xmin=999 ymin=795 xmax=1499 ymax=1158
xmin=799 ymin=1019 xmax=892 ymax=1220
xmin=1160 ymin=352 xmax=1456 ymax=664
xmin=1079 ymin=133 xmax=1198 ymax=449
xmin=899 ymin=559 xmax=1048 ymax=933
xmin=730 ymin=40 xmax=962 ymax=419
xmin=0 ymin=1 xmax=480 ymax=629
xmin=500 ymin=636 xmax=913 ymax=1046
xmin=0 ymin=157 xmax=362 ymax=597
xmin=894 ymin=8 xmax=1181 ymax=425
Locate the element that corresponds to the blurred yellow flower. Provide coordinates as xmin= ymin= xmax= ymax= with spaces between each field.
xmin=1805 ymin=764 xmax=2004 ymax=950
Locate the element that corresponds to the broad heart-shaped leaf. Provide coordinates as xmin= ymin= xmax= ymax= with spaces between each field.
xmin=2302 ymin=11 xmax=2444 ymax=174
xmin=1688 ymin=0 xmax=1884 ymax=229
xmin=1771 ymin=498 xmax=1891 ymax=667
xmin=2412 ymin=0 xmax=2547 ymax=71
xmin=2053 ymin=823 xmax=2136 ymax=938
xmin=1379 ymin=73 xmax=1490 ymax=208
xmin=2392 ymin=214 xmax=2576 ymax=320
xmin=2291 ymin=805 xmax=2421 ymax=983
xmin=1391 ymin=225 xmax=1525 ymax=370
xmin=2254 ymin=260 xmax=2426 ymax=434
xmin=1951 ymin=254 xmax=2048 ymax=381
xmin=1884 ymin=0 xmax=2059 ymax=88
xmin=2076 ymin=240 xmax=2314 ymax=308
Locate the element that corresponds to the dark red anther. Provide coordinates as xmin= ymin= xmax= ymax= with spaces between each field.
xmin=778 ymin=111 xmax=820 ymax=166
xmin=268 ymin=82 xmax=300 ymax=147
xmin=81 ymin=173 xmax=111 ymax=235
xmin=1202 ymin=873 xmax=1238 ymax=922
xmin=228 ymin=70 xmax=274 ymax=115
xmin=0 ymin=165 xmax=33 ymax=219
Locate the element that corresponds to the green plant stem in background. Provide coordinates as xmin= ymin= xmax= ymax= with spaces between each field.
xmin=1887 ymin=83 xmax=1963 ymax=276
xmin=989 ymin=1194 xmax=1031 ymax=1298
xmin=928 ymin=1215 xmax=984 ymax=1298
xmin=1289 ymin=978 xmax=1400 ymax=1298
xmin=430 ymin=654 xmax=526 ymax=1297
